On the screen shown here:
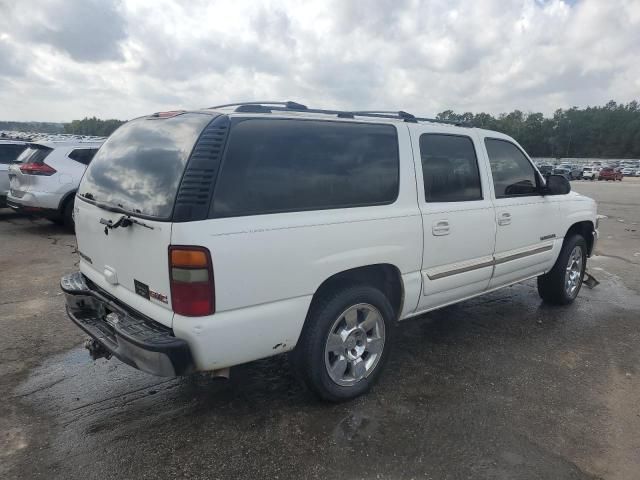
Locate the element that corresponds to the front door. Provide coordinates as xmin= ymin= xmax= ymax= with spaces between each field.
xmin=481 ymin=137 xmax=561 ymax=289
xmin=411 ymin=129 xmax=497 ymax=312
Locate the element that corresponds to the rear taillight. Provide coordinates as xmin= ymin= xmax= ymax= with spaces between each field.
xmin=169 ymin=246 xmax=215 ymax=316
xmin=19 ymin=162 xmax=57 ymax=176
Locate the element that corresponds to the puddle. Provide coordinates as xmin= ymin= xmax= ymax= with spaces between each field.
xmin=11 ymin=271 xmax=639 ymax=479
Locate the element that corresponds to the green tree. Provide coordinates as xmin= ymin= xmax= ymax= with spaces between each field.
xmin=437 ymin=100 xmax=640 ymax=158
xmin=64 ymin=117 xmax=125 ymax=137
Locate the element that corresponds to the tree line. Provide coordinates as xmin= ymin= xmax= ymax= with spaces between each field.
xmin=64 ymin=117 xmax=126 ymax=137
xmin=12 ymin=100 xmax=640 ymax=158
xmin=436 ymin=100 xmax=640 ymax=158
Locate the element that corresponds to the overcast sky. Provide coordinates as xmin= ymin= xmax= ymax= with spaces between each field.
xmin=1 ymin=0 xmax=638 ymax=122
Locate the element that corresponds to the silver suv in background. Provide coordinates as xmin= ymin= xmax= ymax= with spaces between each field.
xmin=7 ymin=136 xmax=104 ymax=229
xmin=0 ymin=140 xmax=28 ymax=208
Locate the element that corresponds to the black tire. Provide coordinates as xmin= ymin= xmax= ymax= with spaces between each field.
xmin=537 ymin=234 xmax=587 ymax=305
xmin=62 ymin=197 xmax=75 ymax=231
xmin=291 ymin=284 xmax=396 ymax=402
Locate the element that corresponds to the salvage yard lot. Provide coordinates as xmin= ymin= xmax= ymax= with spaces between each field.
xmin=2 ymin=179 xmax=640 ymax=480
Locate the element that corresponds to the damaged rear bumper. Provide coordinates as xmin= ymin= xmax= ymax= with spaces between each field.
xmin=60 ymin=272 xmax=194 ymax=376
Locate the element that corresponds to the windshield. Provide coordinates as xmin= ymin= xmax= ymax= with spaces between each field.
xmin=78 ymin=113 xmax=213 ymax=219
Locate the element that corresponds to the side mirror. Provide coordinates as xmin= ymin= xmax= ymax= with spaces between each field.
xmin=543 ymin=174 xmax=571 ymax=195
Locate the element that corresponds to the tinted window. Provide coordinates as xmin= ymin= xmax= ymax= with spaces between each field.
xmin=419 ymin=134 xmax=482 ymax=202
xmin=78 ymin=113 xmax=213 ymax=218
xmin=485 ymin=139 xmax=538 ymax=198
xmin=211 ymin=119 xmax=399 ymax=217
xmin=14 ymin=145 xmax=53 ymax=164
xmin=69 ymin=148 xmax=99 ymax=166
xmin=0 ymin=144 xmax=27 ymax=164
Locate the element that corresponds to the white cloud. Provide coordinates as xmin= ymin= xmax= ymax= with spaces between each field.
xmin=0 ymin=0 xmax=638 ymax=121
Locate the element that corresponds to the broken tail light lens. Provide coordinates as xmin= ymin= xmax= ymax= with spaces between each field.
xmin=169 ymin=246 xmax=215 ymax=317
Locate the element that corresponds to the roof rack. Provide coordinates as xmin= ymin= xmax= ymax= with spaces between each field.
xmin=207 ymin=101 xmax=471 ymax=127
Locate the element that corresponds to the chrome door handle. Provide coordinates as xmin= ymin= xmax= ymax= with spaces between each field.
xmin=498 ymin=212 xmax=512 ymax=226
xmin=432 ymin=220 xmax=450 ymax=236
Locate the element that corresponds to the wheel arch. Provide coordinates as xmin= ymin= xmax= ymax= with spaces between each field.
xmin=57 ymin=189 xmax=77 ymax=213
xmin=307 ymin=264 xmax=405 ymax=322
xmin=565 ymin=220 xmax=595 ymax=256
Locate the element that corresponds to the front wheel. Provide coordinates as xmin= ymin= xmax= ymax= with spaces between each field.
xmin=291 ymin=285 xmax=395 ymax=401
xmin=537 ymin=234 xmax=587 ymax=305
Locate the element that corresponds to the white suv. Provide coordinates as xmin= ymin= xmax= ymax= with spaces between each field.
xmin=7 ymin=137 xmax=104 ymax=228
xmin=61 ymin=102 xmax=598 ymax=401
xmin=582 ymin=166 xmax=600 ymax=180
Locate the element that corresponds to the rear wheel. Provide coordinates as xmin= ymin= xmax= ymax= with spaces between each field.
xmin=291 ymin=284 xmax=395 ymax=401
xmin=537 ymin=234 xmax=587 ymax=305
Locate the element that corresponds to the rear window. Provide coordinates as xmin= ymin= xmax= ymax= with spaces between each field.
xmin=78 ymin=113 xmax=214 ymax=218
xmin=14 ymin=145 xmax=53 ymax=164
xmin=210 ymin=119 xmax=399 ymax=217
xmin=0 ymin=144 xmax=27 ymax=164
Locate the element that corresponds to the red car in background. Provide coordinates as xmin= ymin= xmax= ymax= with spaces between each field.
xmin=598 ymin=167 xmax=623 ymax=181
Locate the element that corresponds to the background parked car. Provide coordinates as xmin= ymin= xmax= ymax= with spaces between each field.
xmin=557 ymin=164 xmax=583 ymax=180
xmin=598 ymin=167 xmax=623 ymax=181
xmin=6 ymin=136 xmax=104 ymax=229
xmin=621 ymin=167 xmax=635 ymax=177
xmin=553 ymin=167 xmax=572 ymax=180
xmin=0 ymin=140 xmax=28 ymax=208
xmin=582 ymin=166 xmax=600 ymax=180
xmin=538 ymin=164 xmax=554 ymax=177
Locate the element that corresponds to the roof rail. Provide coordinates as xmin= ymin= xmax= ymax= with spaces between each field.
xmin=210 ymin=101 xmax=308 ymax=110
xmin=207 ymin=101 xmax=472 ymax=127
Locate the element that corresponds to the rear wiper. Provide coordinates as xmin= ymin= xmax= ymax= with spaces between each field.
xmin=100 ymin=215 xmax=154 ymax=234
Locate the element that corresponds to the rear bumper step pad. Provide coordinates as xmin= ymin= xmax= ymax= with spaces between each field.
xmin=61 ymin=272 xmax=193 ymax=376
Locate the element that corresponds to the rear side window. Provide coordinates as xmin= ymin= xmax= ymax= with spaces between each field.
xmin=78 ymin=113 xmax=214 ymax=218
xmin=210 ymin=119 xmax=399 ymax=217
xmin=69 ymin=148 xmax=99 ymax=166
xmin=0 ymin=144 xmax=27 ymax=164
xmin=485 ymin=138 xmax=539 ymax=198
xmin=419 ymin=134 xmax=482 ymax=202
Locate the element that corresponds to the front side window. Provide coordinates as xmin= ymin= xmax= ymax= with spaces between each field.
xmin=485 ymin=138 xmax=539 ymax=198
xmin=211 ymin=119 xmax=400 ymax=217
xmin=419 ymin=134 xmax=482 ymax=202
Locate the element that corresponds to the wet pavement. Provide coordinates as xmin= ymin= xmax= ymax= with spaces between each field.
xmin=2 ymin=179 xmax=640 ymax=480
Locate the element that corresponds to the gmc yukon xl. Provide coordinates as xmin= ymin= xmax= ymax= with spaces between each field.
xmin=61 ymin=102 xmax=598 ymax=401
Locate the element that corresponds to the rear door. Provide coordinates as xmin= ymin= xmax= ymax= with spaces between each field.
xmin=411 ymin=128 xmax=496 ymax=311
xmin=75 ymin=112 xmax=215 ymax=327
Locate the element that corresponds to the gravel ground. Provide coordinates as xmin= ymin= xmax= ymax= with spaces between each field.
xmin=1 ymin=178 xmax=639 ymax=480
